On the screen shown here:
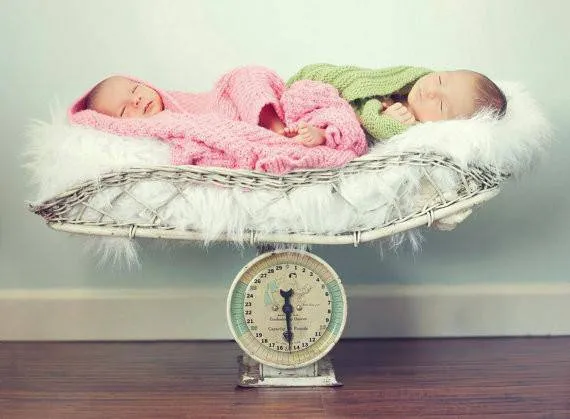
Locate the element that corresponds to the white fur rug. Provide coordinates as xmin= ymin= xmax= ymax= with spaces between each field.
xmin=24 ymin=82 xmax=551 ymax=263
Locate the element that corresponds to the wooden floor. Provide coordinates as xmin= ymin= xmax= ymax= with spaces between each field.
xmin=1 ymin=338 xmax=569 ymax=418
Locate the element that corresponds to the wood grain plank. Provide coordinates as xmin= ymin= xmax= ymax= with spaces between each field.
xmin=1 ymin=338 xmax=569 ymax=418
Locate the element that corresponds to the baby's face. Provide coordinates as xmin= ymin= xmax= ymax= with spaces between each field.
xmin=90 ymin=76 xmax=164 ymax=118
xmin=407 ymin=70 xmax=479 ymax=122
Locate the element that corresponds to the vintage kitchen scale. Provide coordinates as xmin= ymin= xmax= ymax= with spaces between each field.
xmin=227 ymin=249 xmax=347 ymax=387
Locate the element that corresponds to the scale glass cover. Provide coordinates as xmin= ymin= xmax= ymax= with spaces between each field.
xmin=227 ymin=250 xmax=347 ymax=370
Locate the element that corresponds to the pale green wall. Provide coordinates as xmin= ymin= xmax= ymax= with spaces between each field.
xmin=1 ymin=0 xmax=568 ymax=289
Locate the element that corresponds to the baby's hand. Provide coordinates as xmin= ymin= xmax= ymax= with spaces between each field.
xmin=382 ymin=102 xmax=417 ymax=126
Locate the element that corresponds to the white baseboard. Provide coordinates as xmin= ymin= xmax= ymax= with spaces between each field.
xmin=2 ymin=283 xmax=570 ymax=340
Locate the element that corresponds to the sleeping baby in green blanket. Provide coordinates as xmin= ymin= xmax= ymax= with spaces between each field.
xmin=287 ymin=65 xmax=507 ymax=141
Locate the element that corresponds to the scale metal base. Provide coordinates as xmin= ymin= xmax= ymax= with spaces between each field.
xmin=237 ymin=354 xmax=342 ymax=387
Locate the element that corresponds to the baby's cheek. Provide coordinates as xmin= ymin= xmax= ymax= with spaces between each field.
xmin=414 ymin=106 xmax=438 ymax=122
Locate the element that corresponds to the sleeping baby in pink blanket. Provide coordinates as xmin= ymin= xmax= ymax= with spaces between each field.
xmin=69 ymin=66 xmax=368 ymax=174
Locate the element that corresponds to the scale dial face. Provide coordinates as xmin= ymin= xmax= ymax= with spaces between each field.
xmin=227 ymin=250 xmax=347 ymax=369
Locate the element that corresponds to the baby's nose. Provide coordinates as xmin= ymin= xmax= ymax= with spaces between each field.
xmin=131 ymin=94 xmax=142 ymax=107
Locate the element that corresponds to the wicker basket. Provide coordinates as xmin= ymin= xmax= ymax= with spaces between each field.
xmin=29 ymin=151 xmax=506 ymax=246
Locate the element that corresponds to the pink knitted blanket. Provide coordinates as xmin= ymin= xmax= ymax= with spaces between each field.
xmin=69 ymin=66 xmax=367 ymax=174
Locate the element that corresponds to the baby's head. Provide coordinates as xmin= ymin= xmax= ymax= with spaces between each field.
xmin=407 ymin=70 xmax=506 ymax=122
xmin=85 ymin=76 xmax=164 ymax=118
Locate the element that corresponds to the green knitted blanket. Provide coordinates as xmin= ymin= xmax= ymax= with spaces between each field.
xmin=287 ymin=64 xmax=432 ymax=140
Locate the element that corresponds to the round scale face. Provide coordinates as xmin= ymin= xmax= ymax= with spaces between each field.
xmin=227 ymin=250 xmax=347 ymax=369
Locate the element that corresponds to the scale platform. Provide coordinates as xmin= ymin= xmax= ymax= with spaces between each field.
xmin=237 ymin=354 xmax=342 ymax=387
